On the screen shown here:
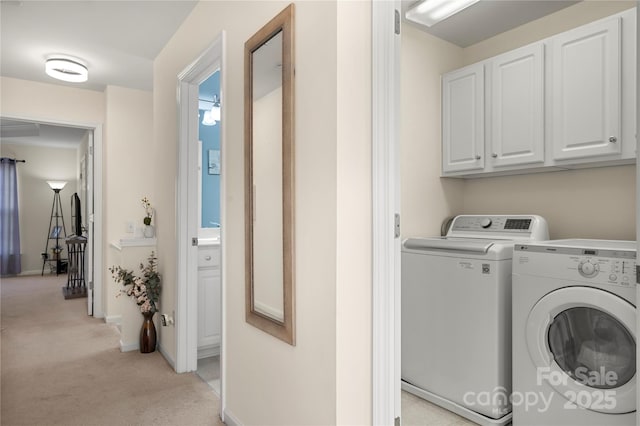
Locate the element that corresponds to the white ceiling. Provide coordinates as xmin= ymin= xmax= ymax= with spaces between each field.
xmin=1 ymin=118 xmax=89 ymax=149
xmin=402 ymin=0 xmax=580 ymax=47
xmin=1 ymin=0 xmax=582 ymax=148
xmin=0 ymin=0 xmax=197 ymax=148
xmin=1 ymin=0 xmax=585 ymax=93
xmin=0 ymin=0 xmax=197 ymax=92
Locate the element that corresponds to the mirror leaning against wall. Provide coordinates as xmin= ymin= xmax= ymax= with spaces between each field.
xmin=244 ymin=3 xmax=295 ymax=345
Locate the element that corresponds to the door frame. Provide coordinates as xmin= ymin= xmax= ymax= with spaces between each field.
xmin=636 ymin=5 xmax=640 ymax=426
xmin=372 ymin=1 xmax=401 ymax=424
xmin=376 ymin=5 xmax=640 ymax=426
xmin=176 ymin=32 xmax=226 ymax=419
xmin=0 ymin=114 xmax=103 ymax=318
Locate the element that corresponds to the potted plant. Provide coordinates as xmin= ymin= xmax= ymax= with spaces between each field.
xmin=109 ymin=252 xmax=161 ymax=353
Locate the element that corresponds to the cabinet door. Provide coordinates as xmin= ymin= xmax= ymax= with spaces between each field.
xmin=442 ymin=63 xmax=484 ymax=173
xmin=551 ymin=17 xmax=621 ymax=160
xmin=197 ymin=268 xmax=221 ymax=348
xmin=491 ymin=43 xmax=545 ymax=167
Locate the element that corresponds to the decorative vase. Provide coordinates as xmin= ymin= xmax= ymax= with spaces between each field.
xmin=140 ymin=311 xmax=157 ymax=353
xmin=143 ymin=224 xmax=155 ymax=238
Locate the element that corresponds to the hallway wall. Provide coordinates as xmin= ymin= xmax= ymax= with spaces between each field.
xmin=1 ymin=76 xmax=155 ymax=320
xmin=154 ymin=1 xmax=372 ymax=424
xmin=0 ymin=77 xmax=104 ymax=123
xmin=103 ymin=85 xmax=154 ymax=328
xmin=400 ymin=24 xmax=465 ymax=238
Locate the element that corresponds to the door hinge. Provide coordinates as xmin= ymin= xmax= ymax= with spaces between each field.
xmin=394 ymin=213 xmax=401 ymax=239
xmin=89 ymin=145 xmax=93 ymax=155
xmin=192 ymin=237 xmax=199 ymax=247
xmin=89 ymin=280 xmax=94 ymax=290
xmin=394 ymin=416 xmax=401 ymax=426
xmin=394 ymin=9 xmax=401 ymax=35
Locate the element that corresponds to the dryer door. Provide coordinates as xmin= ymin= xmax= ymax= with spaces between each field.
xmin=526 ymin=286 xmax=636 ymax=414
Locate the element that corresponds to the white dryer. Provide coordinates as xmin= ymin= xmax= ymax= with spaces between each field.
xmin=512 ymin=239 xmax=636 ymax=425
xmin=402 ymin=215 xmax=549 ymax=426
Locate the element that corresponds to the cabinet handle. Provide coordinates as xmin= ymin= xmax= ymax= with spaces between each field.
xmin=204 ymin=255 xmax=212 ymax=261
xmin=492 ymin=153 xmax=498 ymax=158
xmin=475 ymin=155 xmax=481 ymax=160
xmin=609 ymin=136 xmax=617 ymax=143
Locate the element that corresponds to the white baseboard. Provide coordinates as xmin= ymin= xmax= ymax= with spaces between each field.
xmin=104 ymin=315 xmax=122 ymax=333
xmin=223 ymin=409 xmax=242 ymax=426
xmin=120 ymin=339 xmax=139 ymax=352
xmin=253 ymin=301 xmax=283 ymax=321
xmin=159 ymin=343 xmax=176 ymax=369
xmin=198 ymin=344 xmax=220 ymax=359
xmin=18 ymin=269 xmax=42 ymax=276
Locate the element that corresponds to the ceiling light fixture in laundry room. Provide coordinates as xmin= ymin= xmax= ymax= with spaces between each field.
xmin=406 ymin=0 xmax=480 ymax=27
xmin=45 ymin=57 xmax=88 ymax=83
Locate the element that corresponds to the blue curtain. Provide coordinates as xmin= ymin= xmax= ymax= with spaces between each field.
xmin=0 ymin=158 xmax=21 ymax=275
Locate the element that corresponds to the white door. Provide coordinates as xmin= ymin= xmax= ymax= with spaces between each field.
xmin=491 ymin=43 xmax=545 ymax=167
xmin=636 ymin=9 xmax=640 ymax=424
xmin=442 ymin=63 xmax=485 ymax=173
xmin=177 ymin=33 xmax=226 ymax=422
xmin=372 ymin=1 xmax=401 ymax=424
xmin=86 ymin=131 xmax=94 ymax=315
xmin=551 ymin=16 xmax=621 ymax=160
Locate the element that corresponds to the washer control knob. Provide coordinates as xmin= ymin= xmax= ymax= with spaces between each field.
xmin=578 ymin=260 xmax=599 ymax=278
xmin=609 ymin=274 xmax=618 ymax=281
xmin=480 ymin=218 xmax=492 ymax=229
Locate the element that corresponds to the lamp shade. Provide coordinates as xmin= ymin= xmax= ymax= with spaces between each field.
xmin=47 ymin=181 xmax=67 ymax=190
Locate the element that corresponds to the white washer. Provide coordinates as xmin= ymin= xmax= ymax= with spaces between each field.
xmin=512 ymin=239 xmax=636 ymax=425
xmin=402 ymin=215 xmax=549 ymax=426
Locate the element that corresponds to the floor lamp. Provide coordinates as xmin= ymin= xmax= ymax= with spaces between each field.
xmin=41 ymin=180 xmax=67 ymax=275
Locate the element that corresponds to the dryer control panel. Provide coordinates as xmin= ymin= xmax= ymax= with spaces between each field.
xmin=449 ymin=215 xmax=549 ymax=240
xmin=514 ymin=239 xmax=637 ymax=288
xmin=572 ymin=256 xmax=636 ymax=286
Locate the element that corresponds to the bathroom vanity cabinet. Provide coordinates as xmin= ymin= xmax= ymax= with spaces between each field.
xmin=197 ymin=244 xmax=221 ymax=358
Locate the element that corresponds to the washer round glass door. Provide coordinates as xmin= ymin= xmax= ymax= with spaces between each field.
xmin=526 ymin=286 xmax=636 ymax=414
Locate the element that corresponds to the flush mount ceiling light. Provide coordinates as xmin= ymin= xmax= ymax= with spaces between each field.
xmin=45 ymin=58 xmax=88 ymax=83
xmin=406 ymin=0 xmax=480 ymax=27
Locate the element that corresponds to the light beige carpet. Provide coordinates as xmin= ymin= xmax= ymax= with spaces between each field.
xmin=1 ymin=274 xmax=223 ymax=426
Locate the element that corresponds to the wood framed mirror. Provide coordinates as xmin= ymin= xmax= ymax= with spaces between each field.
xmin=244 ymin=4 xmax=295 ymax=345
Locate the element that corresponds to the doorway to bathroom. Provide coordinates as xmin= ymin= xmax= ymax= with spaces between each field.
xmin=195 ymin=70 xmax=222 ymax=395
xmin=176 ymin=32 xmax=227 ymax=420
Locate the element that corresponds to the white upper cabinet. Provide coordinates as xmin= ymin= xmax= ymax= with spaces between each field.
xmin=491 ymin=43 xmax=545 ymax=167
xmin=551 ymin=17 xmax=621 ymax=160
xmin=441 ymin=9 xmax=634 ymax=178
xmin=442 ymin=63 xmax=485 ymax=173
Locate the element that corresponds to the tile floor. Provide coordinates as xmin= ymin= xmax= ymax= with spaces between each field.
xmin=402 ymin=391 xmax=479 ymax=426
xmin=196 ymin=355 xmax=220 ymax=395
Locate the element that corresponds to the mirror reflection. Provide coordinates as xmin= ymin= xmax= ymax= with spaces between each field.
xmin=245 ymin=4 xmax=295 ymax=345
xmin=252 ymin=30 xmax=284 ymax=322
